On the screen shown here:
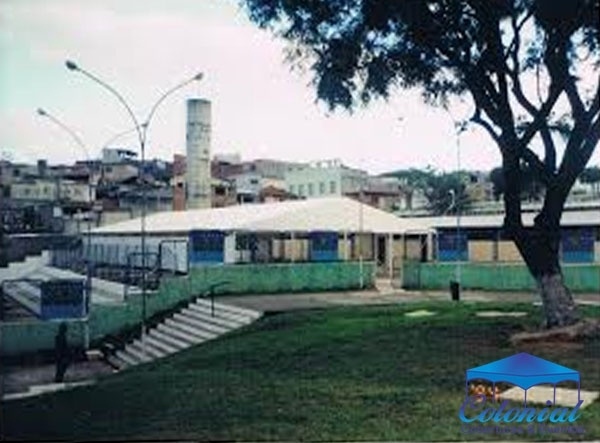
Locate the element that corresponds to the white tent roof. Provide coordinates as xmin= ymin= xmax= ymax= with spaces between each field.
xmin=401 ymin=210 xmax=600 ymax=230
xmin=93 ymin=197 xmax=430 ymax=235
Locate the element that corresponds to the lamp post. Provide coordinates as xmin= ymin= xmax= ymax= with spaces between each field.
xmin=36 ymin=107 xmax=93 ymax=348
xmin=444 ymin=113 xmax=467 ymax=300
xmin=453 ymin=120 xmax=467 ymax=289
xmin=65 ymin=60 xmax=203 ymax=354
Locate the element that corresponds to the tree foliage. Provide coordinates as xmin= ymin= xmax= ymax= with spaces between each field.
xmin=242 ymin=0 xmax=600 ymax=327
xmin=383 ymin=167 xmax=471 ymax=214
xmin=242 ymin=0 xmax=599 ymax=213
xmin=489 ymin=163 xmax=545 ymax=201
xmin=579 ymin=165 xmax=600 ymax=183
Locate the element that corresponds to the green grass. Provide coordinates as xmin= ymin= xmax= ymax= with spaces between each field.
xmin=2 ymin=302 xmax=600 ymax=441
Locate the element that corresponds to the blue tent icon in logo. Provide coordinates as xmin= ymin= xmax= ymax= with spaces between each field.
xmin=465 ymin=353 xmax=580 ymax=405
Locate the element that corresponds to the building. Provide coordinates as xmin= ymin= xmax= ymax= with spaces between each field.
xmin=101 ymin=163 xmax=138 ymax=184
xmin=10 ymin=178 xmax=95 ymax=207
xmin=86 ymin=197 xmax=427 ymax=278
xmin=400 ymin=210 xmax=600 ymax=264
xmin=101 ymin=147 xmax=137 ymax=164
xmin=171 ymin=155 xmax=237 ymax=210
xmin=284 ymin=159 xmax=367 ymax=199
xmin=345 ymin=176 xmax=404 ymax=212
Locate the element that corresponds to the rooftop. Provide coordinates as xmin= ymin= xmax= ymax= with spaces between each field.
xmin=93 ymin=197 xmax=427 ymax=235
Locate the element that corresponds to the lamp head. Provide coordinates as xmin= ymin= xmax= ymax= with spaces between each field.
xmin=193 ymin=72 xmax=204 ymax=81
xmin=37 ymin=108 xmax=47 ymax=116
xmin=65 ymin=60 xmax=79 ymax=71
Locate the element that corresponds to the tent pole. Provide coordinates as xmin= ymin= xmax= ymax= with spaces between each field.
xmin=524 ymin=389 xmax=527 ymax=407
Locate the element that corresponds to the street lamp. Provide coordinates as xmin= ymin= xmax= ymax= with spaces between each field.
xmin=37 ymin=107 xmax=94 ymax=348
xmin=65 ymin=59 xmax=203 ymax=354
xmin=446 ymin=116 xmax=468 ymax=300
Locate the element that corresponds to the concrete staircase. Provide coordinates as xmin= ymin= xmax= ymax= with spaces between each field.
xmin=107 ymin=298 xmax=262 ymax=369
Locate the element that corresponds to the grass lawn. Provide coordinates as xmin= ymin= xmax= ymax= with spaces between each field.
xmin=2 ymin=301 xmax=600 ymax=441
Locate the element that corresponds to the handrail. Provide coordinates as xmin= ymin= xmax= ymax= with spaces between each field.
xmin=125 ymin=251 xmax=160 ymax=298
xmin=201 ymin=281 xmax=230 ymax=317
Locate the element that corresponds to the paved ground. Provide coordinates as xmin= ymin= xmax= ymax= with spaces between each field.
xmin=1 ymin=358 xmax=114 ymax=397
xmin=221 ymin=287 xmax=600 ymax=313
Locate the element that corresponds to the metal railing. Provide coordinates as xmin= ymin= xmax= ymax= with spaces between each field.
xmin=201 ymin=281 xmax=230 ymax=317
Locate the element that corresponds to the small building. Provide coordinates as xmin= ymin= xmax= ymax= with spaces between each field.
xmin=402 ymin=210 xmax=600 ymax=264
xmin=285 ymin=159 xmax=366 ymax=199
xmin=87 ymin=197 xmax=427 ymax=278
xmin=10 ymin=178 xmax=95 ymax=207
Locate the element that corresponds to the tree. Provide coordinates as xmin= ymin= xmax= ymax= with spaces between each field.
xmin=382 ymin=167 xmax=472 ymax=213
xmin=242 ymin=0 xmax=600 ymax=328
xmin=490 ymin=163 xmax=545 ymax=201
xmin=424 ymin=172 xmax=473 ymax=215
xmin=579 ymin=165 xmax=600 ymax=196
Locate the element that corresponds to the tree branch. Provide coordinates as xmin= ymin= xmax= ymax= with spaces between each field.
xmin=521 ymin=148 xmax=555 ymax=185
xmin=470 ymin=107 xmax=501 ymax=144
xmin=509 ymin=70 xmax=558 ymax=172
xmin=581 ymin=115 xmax=600 ymax=161
xmin=564 ymin=74 xmax=586 ymax=122
xmin=504 ymin=9 xmax=534 ymax=64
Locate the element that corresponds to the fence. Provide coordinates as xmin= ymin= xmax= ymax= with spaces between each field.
xmin=401 ymin=261 xmax=600 ymax=292
xmin=1 ymin=260 xmax=375 ymax=356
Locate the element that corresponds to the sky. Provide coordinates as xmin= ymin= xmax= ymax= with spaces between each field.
xmin=0 ymin=0 xmax=597 ymax=175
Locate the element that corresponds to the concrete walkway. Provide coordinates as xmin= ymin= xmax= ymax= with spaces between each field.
xmin=221 ymin=287 xmax=600 ymax=313
xmin=1 ymin=358 xmax=114 ymax=400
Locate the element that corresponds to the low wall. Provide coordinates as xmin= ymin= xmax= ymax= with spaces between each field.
xmin=402 ymin=261 xmax=600 ymax=292
xmin=1 ymin=261 xmax=374 ymax=356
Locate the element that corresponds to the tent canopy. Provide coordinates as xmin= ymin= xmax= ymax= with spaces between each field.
xmin=466 ymin=352 xmax=580 ymax=390
xmin=92 ymin=197 xmax=429 ymax=235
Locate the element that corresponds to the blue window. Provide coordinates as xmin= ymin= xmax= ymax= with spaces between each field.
xmin=309 ymin=232 xmax=338 ymax=261
xmin=561 ymin=227 xmax=594 ymax=263
xmin=437 ymin=230 xmax=468 ymax=261
xmin=189 ymin=230 xmax=225 ymax=264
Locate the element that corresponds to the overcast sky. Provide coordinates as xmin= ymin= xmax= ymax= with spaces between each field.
xmin=1 ymin=0 xmax=597 ymax=174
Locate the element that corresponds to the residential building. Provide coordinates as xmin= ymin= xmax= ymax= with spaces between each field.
xmin=285 ymin=159 xmax=367 ymax=199
xmin=101 ymin=147 xmax=137 ymax=164
xmin=10 ymin=178 xmax=95 ymax=206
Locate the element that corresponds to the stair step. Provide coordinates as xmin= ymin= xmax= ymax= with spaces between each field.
xmin=172 ymin=312 xmax=227 ymax=335
xmin=122 ymin=343 xmax=152 ymax=363
xmin=145 ymin=332 xmax=180 ymax=355
xmin=105 ymin=354 xmax=124 ymax=370
xmin=164 ymin=318 xmax=216 ymax=340
xmin=156 ymin=323 xmax=202 ymax=347
xmin=115 ymin=350 xmax=141 ymax=367
xmin=194 ymin=298 xmax=261 ymax=319
xmin=128 ymin=340 xmax=165 ymax=360
xmin=188 ymin=303 xmax=250 ymax=325
xmin=179 ymin=309 xmax=232 ymax=333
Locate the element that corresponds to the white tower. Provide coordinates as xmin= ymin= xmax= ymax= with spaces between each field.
xmin=186 ymin=98 xmax=211 ymax=209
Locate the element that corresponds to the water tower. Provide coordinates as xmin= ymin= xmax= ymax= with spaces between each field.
xmin=185 ymin=98 xmax=211 ymax=209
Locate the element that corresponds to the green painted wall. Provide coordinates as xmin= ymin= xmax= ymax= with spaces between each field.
xmin=402 ymin=261 xmax=600 ymax=292
xmin=1 ymin=261 xmax=374 ymax=356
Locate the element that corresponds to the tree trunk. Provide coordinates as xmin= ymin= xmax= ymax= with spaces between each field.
xmin=536 ymin=272 xmax=580 ymax=328
xmin=512 ymin=224 xmax=580 ymax=329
